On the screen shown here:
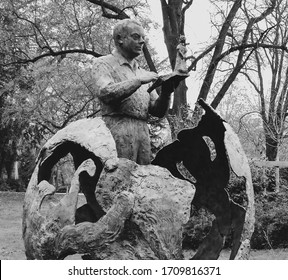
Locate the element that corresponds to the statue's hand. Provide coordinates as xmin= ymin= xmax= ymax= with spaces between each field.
xmin=138 ymin=72 xmax=159 ymax=85
xmin=161 ymin=76 xmax=181 ymax=95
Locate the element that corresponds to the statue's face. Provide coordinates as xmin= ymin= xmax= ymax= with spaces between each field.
xmin=119 ymin=23 xmax=145 ymax=59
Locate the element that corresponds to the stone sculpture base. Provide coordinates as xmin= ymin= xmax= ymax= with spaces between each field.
xmin=22 ymin=100 xmax=254 ymax=260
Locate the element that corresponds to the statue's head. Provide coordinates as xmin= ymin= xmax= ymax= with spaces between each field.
xmin=113 ymin=19 xmax=146 ymax=60
xmin=179 ymin=35 xmax=186 ymax=44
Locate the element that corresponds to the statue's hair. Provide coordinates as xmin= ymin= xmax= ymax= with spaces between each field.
xmin=113 ymin=19 xmax=142 ymax=46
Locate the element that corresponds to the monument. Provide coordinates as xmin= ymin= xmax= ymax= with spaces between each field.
xmin=22 ymin=99 xmax=255 ymax=260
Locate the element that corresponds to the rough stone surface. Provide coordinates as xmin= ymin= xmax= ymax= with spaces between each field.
xmin=22 ymin=104 xmax=255 ymax=260
xmin=95 ymin=159 xmax=194 ymax=259
xmin=22 ymin=117 xmax=195 ymax=260
xmin=224 ymin=123 xmax=255 ymax=259
xmin=39 ymin=117 xmax=118 ymax=171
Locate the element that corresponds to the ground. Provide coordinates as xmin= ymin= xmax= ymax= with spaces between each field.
xmin=0 ymin=191 xmax=287 ymax=260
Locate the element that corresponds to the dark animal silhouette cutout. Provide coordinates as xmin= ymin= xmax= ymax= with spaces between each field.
xmin=152 ymin=99 xmax=246 ymax=259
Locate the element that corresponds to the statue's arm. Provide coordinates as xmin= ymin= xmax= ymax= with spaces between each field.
xmin=92 ymin=61 xmax=142 ymax=104
xmin=149 ymin=79 xmax=179 ymax=118
xmin=149 ymin=90 xmax=171 ymax=118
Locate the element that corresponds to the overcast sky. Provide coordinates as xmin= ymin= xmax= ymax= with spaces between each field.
xmin=147 ymin=0 xmax=213 ymax=57
xmin=146 ymin=0 xmax=214 ymax=106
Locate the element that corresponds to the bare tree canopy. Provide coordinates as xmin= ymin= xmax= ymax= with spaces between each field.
xmin=1 ymin=0 xmax=288 ymax=183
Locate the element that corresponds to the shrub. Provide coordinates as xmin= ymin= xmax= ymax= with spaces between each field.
xmin=0 ymin=178 xmax=25 ymax=192
xmin=251 ymin=192 xmax=288 ymax=249
xmin=182 ymin=165 xmax=288 ymax=250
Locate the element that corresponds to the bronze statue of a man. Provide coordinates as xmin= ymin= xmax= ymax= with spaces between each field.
xmin=92 ymin=19 xmax=177 ymax=164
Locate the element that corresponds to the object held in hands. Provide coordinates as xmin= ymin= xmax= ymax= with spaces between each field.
xmin=147 ymin=71 xmax=189 ymax=93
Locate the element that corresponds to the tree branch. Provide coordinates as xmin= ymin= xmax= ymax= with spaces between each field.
xmin=72 ymin=1 xmax=87 ymax=49
xmin=197 ymin=0 xmax=243 ymax=101
xmin=0 ymin=49 xmax=102 ymax=66
xmin=86 ymin=0 xmax=129 ymax=19
xmin=237 ymin=111 xmax=261 ymax=134
xmin=187 ymin=42 xmax=217 ymax=72
xmin=216 ymin=43 xmax=288 ymax=65
xmin=13 ymin=11 xmax=53 ymax=52
xmin=180 ymin=0 xmax=194 ymax=35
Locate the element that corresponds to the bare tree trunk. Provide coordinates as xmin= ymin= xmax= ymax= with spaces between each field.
xmin=275 ymin=154 xmax=280 ymax=193
xmin=197 ymin=0 xmax=242 ymax=102
xmin=11 ymin=161 xmax=19 ymax=180
xmin=265 ymin=133 xmax=278 ymax=161
xmin=160 ymin=0 xmax=193 ymax=114
xmin=171 ymin=80 xmax=187 ymax=115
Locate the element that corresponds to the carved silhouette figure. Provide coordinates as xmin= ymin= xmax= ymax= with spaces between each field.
xmin=152 ymin=99 xmax=251 ymax=259
xmin=174 ymin=35 xmax=189 ymax=74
